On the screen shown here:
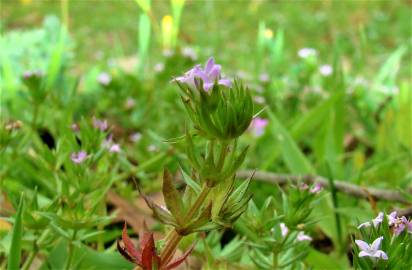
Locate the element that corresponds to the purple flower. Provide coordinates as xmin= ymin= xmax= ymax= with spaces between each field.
xmin=249 ymin=117 xmax=268 ymax=137
xmin=174 ymin=57 xmax=232 ymax=92
xmin=103 ymin=135 xmax=121 ymax=153
xmin=358 ymin=212 xmax=384 ymax=229
xmin=92 ymin=117 xmax=108 ymax=131
xmin=71 ymin=151 xmax=88 ymax=164
xmin=310 ymin=183 xmax=322 ymax=194
xmin=280 ymin=223 xmax=289 ymax=237
xmin=355 ymin=237 xmax=388 ymax=261
xmin=387 ymin=211 xmax=398 ymax=226
xmin=97 ymin=72 xmax=112 ymax=86
xmin=109 ymin=144 xmax=121 ymax=153
xmin=297 ymin=231 xmax=312 ymax=242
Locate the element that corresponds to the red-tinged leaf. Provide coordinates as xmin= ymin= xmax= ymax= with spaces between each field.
xmin=164 ymin=243 xmax=195 ymax=270
xmin=117 ymin=240 xmax=136 ymax=263
xmin=140 ymin=232 xmax=159 ymax=270
xmin=122 ymin=223 xmax=141 ymax=262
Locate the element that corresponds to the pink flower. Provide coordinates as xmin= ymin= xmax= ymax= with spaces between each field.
xmin=71 ymin=151 xmax=88 ymax=164
xmin=97 ymin=72 xmax=111 ymax=86
xmin=297 ymin=231 xmax=312 ymax=242
xmin=109 ymin=144 xmax=121 ymax=153
xmin=310 ymin=183 xmax=322 ymax=194
xmin=174 ymin=57 xmax=232 ymax=92
xmin=249 ymin=117 xmax=268 ymax=137
xmin=355 ymin=236 xmax=388 ymax=261
xmin=92 ymin=117 xmax=108 ymax=131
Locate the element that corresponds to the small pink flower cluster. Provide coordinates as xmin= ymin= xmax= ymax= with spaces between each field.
xmin=299 ymin=182 xmax=323 ymax=194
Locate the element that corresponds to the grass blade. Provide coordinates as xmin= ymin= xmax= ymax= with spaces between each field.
xmin=7 ymin=193 xmax=25 ymax=270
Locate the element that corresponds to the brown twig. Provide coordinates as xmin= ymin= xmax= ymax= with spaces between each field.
xmin=236 ymin=170 xmax=411 ymax=204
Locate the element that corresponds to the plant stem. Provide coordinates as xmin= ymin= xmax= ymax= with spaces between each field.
xmin=64 ymin=230 xmax=77 ymax=270
xmin=216 ymin=141 xmax=228 ymax=171
xmin=160 ymin=183 xmax=211 ymax=264
xmin=21 ymin=229 xmax=50 ymax=270
xmin=32 ymin=104 xmax=39 ymax=130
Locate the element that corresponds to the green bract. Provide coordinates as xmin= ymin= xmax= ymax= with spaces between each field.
xmin=178 ymin=79 xmax=254 ymax=141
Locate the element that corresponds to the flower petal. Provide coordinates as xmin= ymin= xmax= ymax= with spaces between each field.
xmin=357 ymin=222 xmax=371 ymax=229
xmin=371 ymin=236 xmax=383 ymax=250
xmin=205 ymin=57 xmax=215 ymax=73
xmin=355 ymin=240 xmax=370 ymax=251
xmin=359 ymin=251 xmax=371 ymax=257
xmin=218 ymin=78 xmax=232 ymax=88
xmin=208 ymin=65 xmax=221 ymax=81
xmin=373 ymin=250 xmax=388 ymax=260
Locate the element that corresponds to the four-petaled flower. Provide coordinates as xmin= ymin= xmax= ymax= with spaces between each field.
xmin=355 ymin=236 xmax=388 ymax=261
xmin=71 ymin=151 xmax=88 ymax=164
xmin=174 ymin=57 xmax=232 ymax=92
xmin=118 ymin=223 xmax=194 ymax=270
xmin=249 ymin=117 xmax=268 ymax=137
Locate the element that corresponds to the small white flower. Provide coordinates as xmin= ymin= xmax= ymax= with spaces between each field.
xmin=154 ymin=62 xmax=165 ymax=73
xmin=319 ymin=65 xmax=333 ymax=76
xmin=280 ymin=223 xmax=289 ymax=237
xmin=297 ymin=231 xmax=312 ymax=242
xmin=355 ymin=236 xmax=388 ymax=260
xmin=298 ymin=48 xmax=317 ymax=59
xmin=181 ymin=47 xmax=198 ymax=60
xmin=358 ymin=212 xmax=384 ymax=229
xmin=97 ymin=72 xmax=111 ymax=86
xmin=129 ymin=132 xmax=142 ymax=143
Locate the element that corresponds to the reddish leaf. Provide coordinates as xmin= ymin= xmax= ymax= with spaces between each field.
xmin=117 ymin=240 xmax=135 ymax=263
xmin=122 ymin=223 xmax=141 ymax=262
xmin=164 ymin=243 xmax=195 ymax=270
xmin=140 ymin=232 xmax=159 ymax=270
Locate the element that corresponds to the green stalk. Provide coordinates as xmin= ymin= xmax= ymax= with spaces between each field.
xmin=64 ymin=230 xmax=77 ymax=270
xmin=160 ymin=183 xmax=211 ymax=264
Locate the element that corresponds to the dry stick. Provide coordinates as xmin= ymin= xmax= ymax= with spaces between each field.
xmin=236 ymin=170 xmax=411 ymax=204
